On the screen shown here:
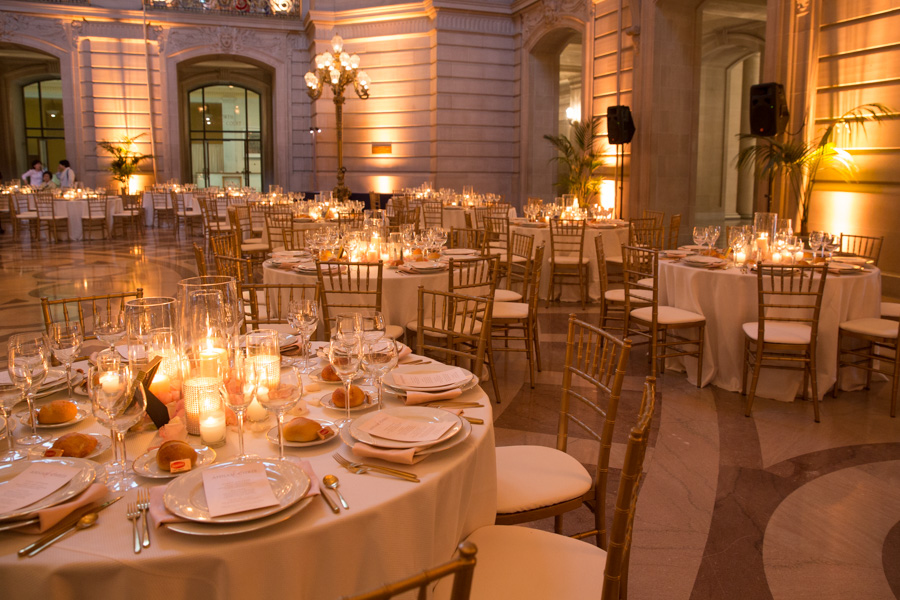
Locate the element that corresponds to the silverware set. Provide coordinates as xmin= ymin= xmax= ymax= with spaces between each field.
xmin=17 ymin=496 xmax=122 ymax=557
xmin=333 ymin=453 xmax=419 ymax=483
xmin=127 ymin=488 xmax=151 ymax=553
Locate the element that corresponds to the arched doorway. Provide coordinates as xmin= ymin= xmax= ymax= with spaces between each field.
xmin=177 ymin=57 xmax=273 ymax=190
xmin=0 ymin=43 xmax=62 ymax=180
xmin=523 ymin=28 xmax=584 ymax=202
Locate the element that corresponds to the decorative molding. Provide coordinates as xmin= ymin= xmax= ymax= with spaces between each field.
xmin=519 ymin=0 xmax=589 ymax=41
xmin=311 ymin=16 xmax=433 ymax=42
xmin=0 ymin=13 xmax=67 ymax=48
xmin=165 ymin=25 xmax=288 ymax=59
xmin=796 ymin=0 xmax=811 ymax=17
xmin=0 ymin=13 xmax=20 ymax=41
xmin=435 ymin=11 xmax=516 ymax=36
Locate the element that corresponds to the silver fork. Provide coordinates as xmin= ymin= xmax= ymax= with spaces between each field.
xmin=137 ymin=489 xmax=151 ymax=548
xmin=332 ymin=453 xmax=419 ymax=482
xmin=126 ymin=503 xmax=141 ymax=554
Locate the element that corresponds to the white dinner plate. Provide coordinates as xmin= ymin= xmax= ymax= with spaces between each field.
xmin=827 ymin=263 xmax=864 ymax=274
xmin=443 ymin=248 xmax=477 ymax=256
xmin=28 ymin=432 xmax=111 ymax=460
xmin=319 ymin=389 xmax=376 ymax=412
xmin=681 ymin=255 xmax=727 ymax=268
xmin=164 ymin=458 xmax=310 ymax=524
xmin=679 ymin=245 xmax=706 ymax=251
xmin=133 ymin=445 xmax=217 ymax=479
xmin=828 ymin=256 xmax=869 ymax=266
xmin=350 ymin=407 xmax=463 ymax=449
xmin=383 ymin=365 xmax=474 ymax=392
xmin=385 ymin=374 xmax=480 ymax=397
xmin=408 ymin=261 xmax=446 ymax=272
xmin=238 ymin=332 xmax=296 ymax=349
xmin=0 ymin=457 xmax=97 ymax=521
xmin=339 ymin=416 xmax=472 ymax=457
xmin=266 ymin=419 xmax=338 ymax=447
xmin=0 ymin=368 xmax=68 ymax=393
xmin=164 ymin=496 xmax=313 ymax=536
xmin=15 ymin=401 xmax=88 ymax=429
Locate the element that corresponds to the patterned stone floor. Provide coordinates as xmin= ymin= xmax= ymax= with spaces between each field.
xmin=1 ymin=227 xmax=898 ymax=599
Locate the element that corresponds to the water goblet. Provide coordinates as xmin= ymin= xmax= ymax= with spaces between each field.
xmin=223 ymin=356 xmax=257 ymax=459
xmin=329 ymin=337 xmax=362 ymax=427
xmin=362 ymin=338 xmax=398 ymax=410
xmin=48 ymin=322 xmax=83 ymax=403
xmin=692 ymin=226 xmax=707 ymax=252
xmin=0 ymin=383 xmax=26 ymax=461
xmin=8 ymin=333 xmax=50 ymax=445
xmin=93 ymin=302 xmax=126 ymax=355
xmin=260 ymin=373 xmax=301 ymax=460
xmin=287 ymin=298 xmax=319 ymax=373
xmin=809 ymin=231 xmax=826 ymax=260
xmin=707 ymin=226 xmax=721 ymax=255
xmin=824 ymin=233 xmax=841 ymax=259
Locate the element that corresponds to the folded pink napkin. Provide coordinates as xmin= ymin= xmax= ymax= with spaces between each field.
xmin=149 ymin=459 xmax=320 ymax=528
xmin=405 ymin=388 xmax=463 ymax=405
xmin=20 ymin=483 xmax=109 ymax=533
xmin=397 ymin=344 xmax=412 ymax=361
xmin=351 ymin=442 xmax=427 ymax=465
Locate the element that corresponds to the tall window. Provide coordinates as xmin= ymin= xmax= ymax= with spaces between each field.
xmin=23 ymin=79 xmax=65 ymax=169
xmin=189 ymin=84 xmax=262 ymax=190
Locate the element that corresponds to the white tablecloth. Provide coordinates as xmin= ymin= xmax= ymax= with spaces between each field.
xmin=385 ymin=202 xmax=516 ymax=231
xmin=263 ymin=263 xmax=450 ymax=333
xmin=0 ymin=356 xmax=496 ymax=600
xmin=58 ymin=198 xmax=123 ymax=241
xmin=509 ymin=223 xmax=629 ymax=301
xmin=658 ymin=261 xmax=881 ymax=400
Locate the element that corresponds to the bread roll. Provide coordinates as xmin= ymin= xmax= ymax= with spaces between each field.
xmin=38 ymin=400 xmax=78 ymax=424
xmin=51 ymin=432 xmax=98 ymax=458
xmin=321 ymin=363 xmax=341 ymax=382
xmin=156 ymin=440 xmax=198 ymax=471
xmin=332 ymin=385 xmax=366 ymax=408
xmin=283 ymin=417 xmax=332 ymax=442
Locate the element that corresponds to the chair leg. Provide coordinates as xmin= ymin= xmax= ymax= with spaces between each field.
xmin=809 ymin=348 xmax=820 ymax=423
xmin=891 ymin=349 xmax=899 ymax=418
xmin=545 ymin=268 xmax=554 ymax=308
xmin=745 ymin=343 xmax=763 ymax=417
xmin=741 ymin=337 xmax=750 ymax=395
xmin=833 ymin=332 xmax=842 ymax=398
xmin=533 ymin=321 xmax=543 ymax=372
xmin=696 ymin=324 xmax=704 ymax=387
xmin=553 ymin=514 xmax=564 ymax=534
xmin=525 ymin=320 xmax=535 ymax=388
xmin=486 ymin=340 xmax=501 ymax=404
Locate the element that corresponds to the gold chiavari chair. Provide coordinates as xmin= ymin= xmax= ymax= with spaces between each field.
xmin=389 ymin=206 xmax=420 ymax=233
xmin=835 ymin=313 xmax=899 ymax=418
xmin=483 ymin=214 xmax=510 ymax=253
xmin=242 ymin=283 xmax=319 ymax=335
xmin=495 ymin=314 xmax=631 ymax=541
xmin=41 ymin=289 xmax=144 ymax=341
xmin=193 ymin=242 xmax=208 ymax=276
xmin=448 ymin=255 xmax=501 ymax=299
xmin=494 ymin=232 xmax=534 ymax=303
xmin=197 ymin=196 xmax=227 ymax=236
xmin=473 ymin=207 xmax=491 ymax=230
xmin=840 ymin=233 xmax=883 ymax=266
xmin=111 ymin=193 xmax=144 ymax=238
xmin=10 ymin=193 xmax=38 ymax=239
xmin=667 ymin=213 xmax=682 ymax=249
xmin=209 ymin=231 xmax=241 ymax=259
xmin=172 ymin=190 xmax=202 ymax=237
xmin=624 ymin=245 xmax=705 ymax=383
xmin=882 ymin=302 xmax=900 ymax=322
xmin=447 ymin=376 xmax=656 ymax=600
xmin=316 ymin=260 xmax=403 ymax=341
xmin=81 ymin=195 xmax=109 ymax=240
xmin=629 ymin=217 xmax=664 ymax=249
xmin=547 ymin=219 xmax=589 ymax=309
xmin=338 ymin=211 xmax=366 ymax=231
xmin=34 ymin=192 xmax=68 ymax=242
xmin=642 ymin=208 xmax=665 ymax=227
xmin=150 ymin=190 xmax=175 ymax=228
xmin=214 ymin=254 xmax=253 ymax=285
xmin=742 ymin=263 xmax=828 ymax=422
xmin=422 ymin=200 xmax=443 ymax=228
xmin=282 ymin=226 xmax=308 ymax=251
xmin=342 ymin=542 xmax=477 ymax=600
xmin=490 ymin=244 xmax=545 ymax=388
xmin=229 ymin=205 xmax=269 ymax=261
xmin=594 ymin=235 xmax=627 ymax=333
xmin=265 ymin=212 xmax=295 ymax=251
xmin=449 ymin=227 xmax=486 ymax=252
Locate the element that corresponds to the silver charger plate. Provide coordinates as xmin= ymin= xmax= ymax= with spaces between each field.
xmin=349 ymin=406 xmax=462 ymax=449
xmin=163 ymin=457 xmax=310 ymax=524
xmin=383 ymin=365 xmax=474 ymax=392
xmin=133 ymin=445 xmax=217 ymax=479
xmin=384 ymin=374 xmax=480 ymax=397
xmin=266 ymin=419 xmax=338 ymax=447
xmin=28 ymin=432 xmax=112 ymax=460
xmin=164 ymin=496 xmax=313 ymax=536
xmin=0 ymin=457 xmax=97 ymax=521
xmin=15 ymin=401 xmax=88 ymax=429
xmin=339 ymin=416 xmax=472 ymax=457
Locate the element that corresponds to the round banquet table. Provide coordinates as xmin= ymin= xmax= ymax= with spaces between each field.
xmin=384 ymin=201 xmax=517 ymax=231
xmin=0 ymin=354 xmax=496 ymax=600
xmin=263 ymin=262 xmax=450 ymax=333
xmin=658 ymin=260 xmax=881 ymax=401
xmin=509 ymin=221 xmax=629 ymax=301
xmin=142 ymin=191 xmax=199 ymax=227
xmin=25 ymin=196 xmax=123 ymax=241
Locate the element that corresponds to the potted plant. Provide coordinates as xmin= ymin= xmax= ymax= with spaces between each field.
xmin=96 ymin=133 xmax=154 ymax=193
xmin=544 ymin=116 xmax=605 ymax=205
xmin=736 ymin=103 xmax=892 ymax=234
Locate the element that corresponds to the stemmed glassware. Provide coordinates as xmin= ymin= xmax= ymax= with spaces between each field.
xmin=0 ymin=383 xmax=26 ymax=461
xmin=48 ymin=322 xmax=83 ymax=403
xmin=93 ymin=302 xmax=126 ymax=358
xmin=260 ymin=371 xmax=302 ymax=460
xmin=362 ymin=338 xmax=398 ymax=410
xmin=287 ymin=298 xmax=319 ymax=372
xmin=329 ymin=336 xmax=362 ymax=427
xmin=809 ymin=230 xmax=826 ymax=260
xmin=692 ymin=226 xmax=708 ymax=252
xmin=8 ymin=332 xmax=50 ymax=446
xmin=824 ymin=233 xmax=841 ymax=258
xmin=223 ymin=355 xmax=255 ymax=459
xmin=728 ymin=227 xmax=747 ymax=268
xmin=88 ymin=359 xmax=147 ymax=492
xmin=706 ymin=226 xmax=721 ymax=255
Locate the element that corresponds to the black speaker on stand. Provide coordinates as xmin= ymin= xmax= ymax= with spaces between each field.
xmin=607 ymin=106 xmax=635 ymax=219
xmin=749 ymin=82 xmax=789 ymax=136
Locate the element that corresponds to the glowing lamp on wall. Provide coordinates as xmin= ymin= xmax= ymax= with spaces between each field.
xmin=599 ymin=179 xmax=616 ymax=211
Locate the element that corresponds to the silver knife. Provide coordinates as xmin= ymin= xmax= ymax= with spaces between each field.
xmin=320 ymin=491 xmax=340 ymax=514
xmin=19 ymin=497 xmax=122 ymax=557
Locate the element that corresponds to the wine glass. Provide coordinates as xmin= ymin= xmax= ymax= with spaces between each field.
xmin=287 ymin=298 xmax=319 ymax=373
xmin=93 ymin=302 xmax=126 ymax=357
xmin=824 ymin=233 xmax=841 ymax=259
xmin=223 ymin=356 xmax=255 ymax=459
xmin=244 ymin=329 xmax=280 ymax=423
xmin=0 ymin=383 xmax=26 ymax=461
xmin=334 ymin=312 xmax=363 ymax=345
xmin=359 ymin=312 xmax=386 ymax=384
xmin=707 ymin=226 xmax=721 ymax=255
xmin=88 ymin=361 xmax=146 ymax=492
xmin=362 ymin=338 xmax=398 ymax=410
xmin=48 ymin=322 xmax=83 ymax=403
xmin=692 ymin=226 xmax=707 ymax=252
xmin=8 ymin=333 xmax=50 ymax=445
xmin=328 ymin=337 xmax=362 ymax=427
xmin=261 ymin=372 xmax=302 ymax=460
xmin=809 ymin=230 xmax=826 ymax=260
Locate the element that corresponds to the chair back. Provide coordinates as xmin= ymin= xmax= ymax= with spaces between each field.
xmin=151 ymin=191 xmax=170 ymax=210
xmin=642 ymin=209 xmax=665 ymax=227
xmin=86 ymin=196 xmax=108 ymax=220
xmin=422 ymin=201 xmax=443 ymax=228
xmin=629 ymin=218 xmax=663 ymax=249
xmin=340 ymin=542 xmax=477 ymax=600
xmin=840 ymin=233 xmax=883 ymax=265
xmin=602 ymin=376 xmax=657 ymax=600
xmin=448 ymin=255 xmax=500 ymax=299
xmin=34 ymin=194 xmax=57 ymax=218
xmin=522 ymin=243 xmax=546 ymax=311
xmin=754 ymin=264 xmax=828 ymax=343
xmin=507 ymin=232 xmax=535 ymax=292
xmin=622 ymin=244 xmax=659 ymax=320
xmin=489 ymin=203 xmax=511 ymax=217
xmin=12 ymin=193 xmax=31 ymax=215
xmin=229 ymin=205 xmax=254 ymax=242
xmin=667 ymin=214 xmax=681 ymax=249
xmin=415 ymin=287 xmax=493 ymax=380
xmin=484 ymin=215 xmax=509 ymax=251
xmin=193 ymin=243 xmax=208 ymax=277
xmin=243 ymin=283 xmax=319 ymax=331
xmin=41 ymin=289 xmax=144 ymax=340
xmin=473 ymin=207 xmax=491 ymax=229
xmin=558 ymin=315 xmax=632 ymax=547
xmin=214 ymin=254 xmax=252 ymax=284
xmin=316 ymin=261 xmax=384 ymax=340
xmin=210 ymin=232 xmax=241 ymax=258
xmin=548 ymin=219 xmax=587 ymax=263
xmin=338 ymin=211 xmax=365 ymax=231
xmin=265 ymin=212 xmax=294 ymax=250
xmin=121 ymin=193 xmax=142 ymax=214
xmin=594 ymin=234 xmax=611 ymax=299
xmin=282 ymin=227 xmax=308 ymax=251
xmin=171 ymin=191 xmax=186 ymax=214
xmin=197 ymin=196 xmax=222 ymax=234
xmin=449 ymin=227 xmax=486 ymax=251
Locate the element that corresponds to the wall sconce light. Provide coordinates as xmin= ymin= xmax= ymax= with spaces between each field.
xmin=372 ymin=143 xmax=392 ymax=155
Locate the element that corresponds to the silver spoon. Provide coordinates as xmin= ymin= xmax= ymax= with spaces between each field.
xmin=323 ymin=474 xmax=349 ymax=510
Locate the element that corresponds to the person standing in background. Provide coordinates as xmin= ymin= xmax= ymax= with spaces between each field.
xmin=57 ymin=160 xmax=75 ymax=188
xmin=21 ymin=159 xmax=43 ymax=187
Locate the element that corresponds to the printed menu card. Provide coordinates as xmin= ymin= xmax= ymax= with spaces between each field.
xmin=0 ymin=463 xmax=80 ymax=513
xmin=392 ymin=367 xmax=469 ymax=389
xmin=358 ymin=412 xmax=455 ymax=443
xmin=201 ymin=462 xmax=279 ymax=518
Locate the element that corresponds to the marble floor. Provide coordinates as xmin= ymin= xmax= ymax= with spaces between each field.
xmin=1 ymin=227 xmax=898 ymax=599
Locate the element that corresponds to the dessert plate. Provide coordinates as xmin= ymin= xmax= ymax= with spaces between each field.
xmin=133 ymin=445 xmax=217 ymax=479
xmin=266 ymin=420 xmax=338 ymax=448
xmin=350 ymin=407 xmax=462 ymax=449
xmin=28 ymin=433 xmax=111 ymax=460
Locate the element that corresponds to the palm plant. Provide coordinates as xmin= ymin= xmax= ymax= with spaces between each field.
xmin=544 ymin=116 xmax=605 ymax=204
xmin=97 ymin=133 xmax=154 ymax=192
xmin=736 ymin=103 xmax=892 ymax=233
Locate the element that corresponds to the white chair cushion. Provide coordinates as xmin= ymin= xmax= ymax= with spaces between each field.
xmin=839 ymin=317 xmax=899 ymax=339
xmin=881 ymin=302 xmax=900 ymax=319
xmin=16 ymin=212 xmax=37 ymax=219
xmin=492 ymin=302 xmax=529 ymax=320
xmin=434 ymin=525 xmax=606 ymax=600
xmin=406 ymin=319 xmax=482 ymax=337
xmin=494 ymin=288 xmax=522 ymax=302
xmin=385 ymin=324 xmax=404 ymax=340
xmin=742 ymin=321 xmax=811 ymax=344
xmin=241 ymin=242 xmax=269 ymax=252
xmin=511 ymin=255 xmax=528 ymax=264
xmin=637 ymin=277 xmax=654 ymax=286
xmin=631 ymin=305 xmax=705 ymax=325
xmin=496 ymin=445 xmax=592 ymax=514
xmin=552 ymin=256 xmax=590 ymax=265
xmin=606 ymin=255 xmax=623 ymax=264
xmin=608 ymin=288 xmax=652 ymax=302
